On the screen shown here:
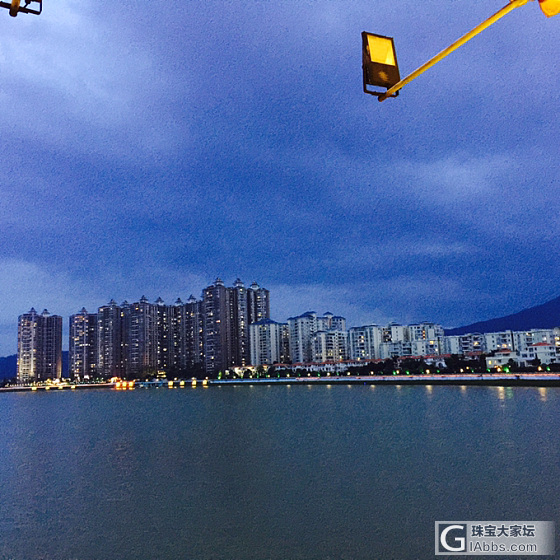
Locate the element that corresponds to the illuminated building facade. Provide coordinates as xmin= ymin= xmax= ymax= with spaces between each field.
xmin=69 ymin=308 xmax=97 ymax=380
xmin=348 ymin=325 xmax=384 ymax=360
xmin=228 ymin=279 xmax=250 ymax=368
xmin=203 ymin=278 xmax=270 ymax=375
xmin=97 ymin=299 xmax=125 ymax=379
xmin=175 ymin=295 xmax=204 ymax=374
xmin=247 ymin=282 xmax=270 ymax=324
xmin=249 ymin=318 xmax=290 ymax=366
xmin=17 ymin=308 xmax=62 ymax=383
xmin=311 ymin=329 xmax=348 ymax=363
xmin=288 ymin=312 xmax=347 ymax=364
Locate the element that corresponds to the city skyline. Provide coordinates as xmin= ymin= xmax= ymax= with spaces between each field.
xmin=17 ymin=285 xmax=560 ymax=381
xmin=2 ymin=1 xmax=560 ymax=357
xmin=8 ymin=276 xmax=560 ymax=358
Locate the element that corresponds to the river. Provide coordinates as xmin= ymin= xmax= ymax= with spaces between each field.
xmin=1 ymin=384 xmax=558 ymax=559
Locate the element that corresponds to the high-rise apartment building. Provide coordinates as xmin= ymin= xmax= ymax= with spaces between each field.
xmin=288 ymin=311 xmax=318 ymax=364
xmin=311 ymin=329 xmax=348 ymax=363
xmin=97 ymin=299 xmax=125 ymax=379
xmin=228 ymin=279 xmax=249 ymax=368
xmin=96 ymin=296 xmax=206 ymax=379
xmin=126 ymin=296 xmax=158 ymax=379
xmin=154 ymin=298 xmax=177 ymax=376
xmin=348 ymin=325 xmax=384 ymax=360
xmin=16 ymin=277 xmax=271 ymax=381
xmin=69 ymin=308 xmax=98 ymax=380
xmin=249 ymin=318 xmax=290 ymax=366
xmin=288 ymin=311 xmax=347 ymax=364
xmin=317 ymin=312 xmax=347 ymax=332
xmin=17 ymin=308 xmax=40 ymax=383
xmin=247 ymin=282 xmax=270 ymax=324
xmin=202 ymin=278 xmax=270 ymax=375
xmin=40 ymin=310 xmax=62 ymax=380
xmin=203 ymin=278 xmax=230 ymax=376
xmin=17 ymin=308 xmax=62 ymax=383
xmin=175 ymin=295 xmax=204 ymax=374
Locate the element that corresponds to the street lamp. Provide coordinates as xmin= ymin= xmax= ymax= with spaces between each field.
xmin=367 ymin=0 xmax=559 ymax=102
xmin=362 ymin=32 xmax=401 ymax=97
xmin=0 ymin=0 xmax=42 ymax=17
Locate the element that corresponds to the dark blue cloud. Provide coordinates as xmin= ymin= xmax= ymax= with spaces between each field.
xmin=1 ymin=0 xmax=559 ymax=354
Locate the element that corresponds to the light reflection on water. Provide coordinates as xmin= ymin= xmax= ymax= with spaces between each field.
xmin=0 ymin=385 xmax=558 ymax=560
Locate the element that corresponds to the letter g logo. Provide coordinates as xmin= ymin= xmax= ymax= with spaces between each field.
xmin=439 ymin=524 xmax=467 ymax=552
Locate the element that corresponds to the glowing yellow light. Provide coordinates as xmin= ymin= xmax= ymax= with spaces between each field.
xmin=367 ymin=34 xmax=396 ymax=65
xmin=539 ymin=0 xmax=560 ymax=17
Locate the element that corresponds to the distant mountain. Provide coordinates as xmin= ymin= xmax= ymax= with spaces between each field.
xmin=445 ymin=295 xmax=560 ymax=336
xmin=0 ymin=352 xmax=69 ymax=379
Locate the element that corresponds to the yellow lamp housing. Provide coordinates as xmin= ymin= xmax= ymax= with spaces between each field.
xmin=538 ymin=0 xmax=560 ymax=17
xmin=9 ymin=0 xmax=19 ymax=17
xmin=362 ymin=32 xmax=401 ymax=97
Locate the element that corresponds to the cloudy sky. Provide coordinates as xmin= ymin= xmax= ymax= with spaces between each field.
xmin=1 ymin=0 xmax=559 ymax=354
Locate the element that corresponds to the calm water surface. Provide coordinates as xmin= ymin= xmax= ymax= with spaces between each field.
xmin=0 ymin=384 xmax=559 ymax=560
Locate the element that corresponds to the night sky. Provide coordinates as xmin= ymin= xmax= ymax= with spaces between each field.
xmin=1 ymin=0 xmax=559 ymax=354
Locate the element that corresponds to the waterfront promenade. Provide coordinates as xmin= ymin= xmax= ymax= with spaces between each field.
xmin=211 ymin=373 xmax=560 ymax=387
xmin=3 ymin=373 xmax=560 ymax=393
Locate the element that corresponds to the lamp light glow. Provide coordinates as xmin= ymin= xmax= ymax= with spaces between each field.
xmin=538 ymin=0 xmax=560 ymax=17
xmin=367 ymin=34 xmax=396 ymax=65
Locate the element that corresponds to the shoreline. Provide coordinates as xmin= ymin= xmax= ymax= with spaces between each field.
xmin=2 ymin=373 xmax=560 ymax=393
xmin=211 ymin=373 xmax=560 ymax=387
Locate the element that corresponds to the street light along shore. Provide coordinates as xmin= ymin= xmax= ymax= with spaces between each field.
xmin=363 ymin=0 xmax=559 ymax=102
